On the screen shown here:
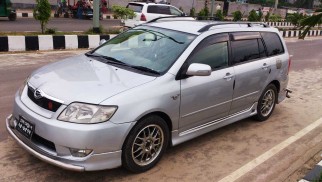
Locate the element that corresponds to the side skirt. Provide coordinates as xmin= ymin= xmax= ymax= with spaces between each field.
xmin=171 ymin=102 xmax=258 ymax=146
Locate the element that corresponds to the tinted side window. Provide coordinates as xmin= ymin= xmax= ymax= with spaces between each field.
xmin=189 ymin=42 xmax=229 ymax=70
xmin=148 ymin=5 xmax=171 ymax=14
xmin=261 ymin=32 xmax=284 ymax=56
xmin=231 ymin=39 xmax=260 ymax=64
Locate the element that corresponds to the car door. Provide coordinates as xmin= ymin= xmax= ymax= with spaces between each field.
xmin=229 ymin=32 xmax=271 ymax=114
xmin=179 ymin=33 xmax=235 ymax=132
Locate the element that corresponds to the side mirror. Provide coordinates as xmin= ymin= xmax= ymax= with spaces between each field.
xmin=99 ymin=39 xmax=107 ymax=46
xmin=186 ymin=63 xmax=211 ymax=76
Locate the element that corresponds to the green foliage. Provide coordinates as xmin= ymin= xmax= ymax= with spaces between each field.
xmin=190 ymin=7 xmax=196 ymax=17
xmin=197 ymin=7 xmax=209 ymax=20
xmin=215 ymin=10 xmax=224 ymax=21
xmin=85 ymin=25 xmax=105 ymax=34
xmin=232 ymin=10 xmax=242 ymax=21
xmin=269 ymin=14 xmax=282 ymax=22
xmin=286 ymin=13 xmax=307 ymax=27
xmin=265 ymin=12 xmax=270 ymax=22
xmin=45 ymin=28 xmax=56 ymax=34
xmin=300 ymin=9 xmax=322 ymax=39
xmin=112 ymin=5 xmax=136 ymax=20
xmin=248 ymin=10 xmax=259 ymax=22
xmin=33 ymin=0 xmax=51 ymax=34
xmin=258 ymin=11 xmax=263 ymax=21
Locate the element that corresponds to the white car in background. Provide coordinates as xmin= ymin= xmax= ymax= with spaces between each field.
xmin=124 ymin=2 xmax=193 ymax=28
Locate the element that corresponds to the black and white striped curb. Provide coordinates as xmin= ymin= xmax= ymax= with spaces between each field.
xmin=299 ymin=159 xmax=322 ymax=182
xmin=0 ymin=34 xmax=112 ymax=52
xmin=16 ymin=12 xmax=117 ymax=19
xmin=280 ymin=30 xmax=322 ymax=38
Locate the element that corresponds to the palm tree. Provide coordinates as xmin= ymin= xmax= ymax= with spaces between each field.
xmin=299 ymin=9 xmax=322 ymax=39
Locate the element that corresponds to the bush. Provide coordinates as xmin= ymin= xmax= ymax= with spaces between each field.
xmin=286 ymin=13 xmax=306 ymax=27
xmin=215 ymin=10 xmax=224 ymax=21
xmin=112 ymin=5 xmax=136 ymax=20
xmin=269 ymin=14 xmax=282 ymax=22
xmin=197 ymin=7 xmax=209 ymax=20
xmin=248 ymin=9 xmax=259 ymax=22
xmin=190 ymin=7 xmax=196 ymax=17
xmin=85 ymin=25 xmax=105 ymax=34
xmin=45 ymin=28 xmax=56 ymax=34
xmin=33 ymin=0 xmax=51 ymax=34
xmin=232 ymin=10 xmax=242 ymax=21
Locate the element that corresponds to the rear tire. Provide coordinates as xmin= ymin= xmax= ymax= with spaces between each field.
xmin=8 ymin=13 xmax=16 ymax=21
xmin=122 ymin=115 xmax=169 ymax=173
xmin=254 ymin=84 xmax=277 ymax=121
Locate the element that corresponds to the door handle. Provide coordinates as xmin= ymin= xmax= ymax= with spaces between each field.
xmin=223 ymin=73 xmax=234 ymax=80
xmin=262 ymin=63 xmax=269 ymax=70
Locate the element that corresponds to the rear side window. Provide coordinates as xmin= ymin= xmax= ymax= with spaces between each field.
xmin=231 ymin=39 xmax=260 ymax=64
xmin=261 ymin=32 xmax=284 ymax=56
xmin=147 ymin=5 xmax=171 ymax=14
xmin=127 ymin=3 xmax=143 ymax=12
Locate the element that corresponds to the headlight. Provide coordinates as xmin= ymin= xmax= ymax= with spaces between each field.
xmin=58 ymin=103 xmax=117 ymax=124
xmin=19 ymin=76 xmax=29 ymax=97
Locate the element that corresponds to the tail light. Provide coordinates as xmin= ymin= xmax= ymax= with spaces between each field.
xmin=140 ymin=13 xmax=147 ymax=21
xmin=287 ymin=56 xmax=291 ymax=75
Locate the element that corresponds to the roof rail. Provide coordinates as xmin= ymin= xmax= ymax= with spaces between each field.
xmin=147 ymin=16 xmax=194 ymax=23
xmin=198 ymin=22 xmax=270 ymax=32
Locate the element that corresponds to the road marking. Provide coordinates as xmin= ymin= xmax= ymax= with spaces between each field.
xmin=218 ymin=117 xmax=322 ymax=182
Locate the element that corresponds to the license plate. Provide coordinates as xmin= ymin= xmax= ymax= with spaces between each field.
xmin=16 ymin=117 xmax=35 ymax=139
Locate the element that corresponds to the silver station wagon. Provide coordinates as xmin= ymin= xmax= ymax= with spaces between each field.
xmin=6 ymin=19 xmax=291 ymax=172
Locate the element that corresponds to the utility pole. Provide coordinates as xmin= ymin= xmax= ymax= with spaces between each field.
xmin=274 ymin=0 xmax=278 ymax=10
xmin=210 ymin=0 xmax=215 ymax=17
xmin=93 ymin=0 xmax=100 ymax=33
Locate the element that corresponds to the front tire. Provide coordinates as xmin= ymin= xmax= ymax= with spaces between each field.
xmin=122 ymin=115 xmax=169 ymax=173
xmin=254 ymin=84 xmax=277 ymax=121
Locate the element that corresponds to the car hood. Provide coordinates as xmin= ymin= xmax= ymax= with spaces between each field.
xmin=28 ymin=54 xmax=156 ymax=105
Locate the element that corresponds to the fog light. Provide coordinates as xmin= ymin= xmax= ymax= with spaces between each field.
xmin=7 ymin=115 xmax=16 ymax=128
xmin=70 ymin=148 xmax=93 ymax=157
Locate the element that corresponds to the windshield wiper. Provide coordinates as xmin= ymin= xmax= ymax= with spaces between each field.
xmin=130 ymin=65 xmax=160 ymax=75
xmin=85 ymin=52 xmax=160 ymax=75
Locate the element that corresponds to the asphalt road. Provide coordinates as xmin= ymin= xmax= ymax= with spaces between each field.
xmin=0 ymin=18 xmax=121 ymax=32
xmin=0 ymin=38 xmax=321 ymax=181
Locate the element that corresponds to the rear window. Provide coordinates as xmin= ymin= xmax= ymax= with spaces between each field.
xmin=147 ymin=5 xmax=171 ymax=14
xmin=127 ymin=3 xmax=143 ymax=13
xmin=261 ymin=32 xmax=284 ymax=56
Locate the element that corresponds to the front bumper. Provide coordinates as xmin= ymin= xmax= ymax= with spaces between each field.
xmin=6 ymin=92 xmax=135 ymax=171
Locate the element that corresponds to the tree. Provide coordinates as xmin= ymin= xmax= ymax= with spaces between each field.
xmin=215 ymin=10 xmax=224 ymax=21
xmin=232 ymin=10 xmax=242 ymax=21
xmin=190 ymin=7 xmax=196 ymax=17
xmin=33 ymin=0 xmax=51 ymax=34
xmin=300 ymin=9 xmax=322 ymax=39
xmin=265 ymin=12 xmax=270 ymax=22
xmin=286 ymin=13 xmax=306 ymax=27
xmin=248 ymin=10 xmax=259 ymax=22
xmin=112 ymin=5 xmax=136 ymax=20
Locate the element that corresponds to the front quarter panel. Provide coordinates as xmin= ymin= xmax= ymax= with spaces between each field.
xmin=101 ymin=73 xmax=180 ymax=130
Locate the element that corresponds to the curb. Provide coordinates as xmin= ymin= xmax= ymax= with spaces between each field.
xmin=299 ymin=159 xmax=322 ymax=182
xmin=280 ymin=30 xmax=322 ymax=38
xmin=16 ymin=12 xmax=117 ymax=20
xmin=0 ymin=35 xmax=111 ymax=52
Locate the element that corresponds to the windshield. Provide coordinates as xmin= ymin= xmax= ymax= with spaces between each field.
xmin=93 ymin=26 xmax=196 ymax=74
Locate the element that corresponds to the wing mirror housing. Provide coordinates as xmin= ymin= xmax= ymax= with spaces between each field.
xmin=186 ymin=63 xmax=211 ymax=76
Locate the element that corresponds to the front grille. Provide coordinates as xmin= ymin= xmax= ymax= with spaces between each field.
xmin=27 ymin=86 xmax=62 ymax=112
xmin=31 ymin=133 xmax=56 ymax=152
